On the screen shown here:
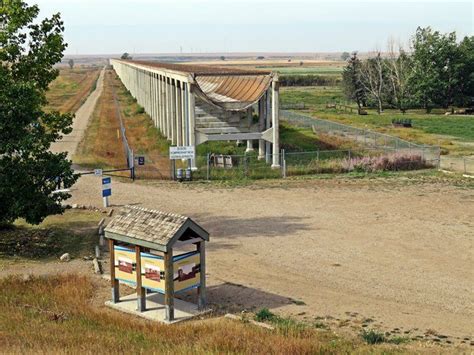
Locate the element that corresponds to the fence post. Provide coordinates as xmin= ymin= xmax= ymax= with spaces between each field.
xmin=348 ymin=149 xmax=351 ymax=160
xmin=206 ymin=153 xmax=210 ymax=181
xmin=281 ymin=149 xmax=286 ymax=178
xmin=464 ymin=157 xmax=467 ymax=174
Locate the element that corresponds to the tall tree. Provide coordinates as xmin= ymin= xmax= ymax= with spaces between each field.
xmin=409 ymin=27 xmax=460 ymax=111
xmin=360 ymin=52 xmax=386 ymax=114
xmin=455 ymin=36 xmax=474 ymax=107
xmin=68 ymin=58 xmax=74 ymax=69
xmin=385 ymin=39 xmax=413 ymax=113
xmin=0 ymin=0 xmax=77 ymax=225
xmin=341 ymin=52 xmax=367 ymax=113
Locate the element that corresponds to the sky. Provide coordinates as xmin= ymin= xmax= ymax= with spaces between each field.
xmin=33 ymin=0 xmax=473 ymax=55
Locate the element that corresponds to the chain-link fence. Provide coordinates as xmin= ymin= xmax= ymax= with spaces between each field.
xmin=440 ymin=156 xmax=474 ymax=175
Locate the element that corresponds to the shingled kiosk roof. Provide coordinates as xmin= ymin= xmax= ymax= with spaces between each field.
xmin=104 ymin=206 xmax=209 ymax=252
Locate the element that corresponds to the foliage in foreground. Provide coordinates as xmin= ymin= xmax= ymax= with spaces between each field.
xmin=0 ymin=0 xmax=77 ymax=225
xmin=0 ymin=275 xmax=406 ymax=354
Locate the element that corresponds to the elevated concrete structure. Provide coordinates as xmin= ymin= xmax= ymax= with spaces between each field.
xmin=110 ymin=59 xmax=280 ymax=168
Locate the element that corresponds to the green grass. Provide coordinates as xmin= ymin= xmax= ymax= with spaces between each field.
xmin=280 ymin=86 xmax=474 ymax=156
xmin=0 ymin=210 xmax=103 ymax=261
xmin=257 ymin=66 xmax=343 ymax=76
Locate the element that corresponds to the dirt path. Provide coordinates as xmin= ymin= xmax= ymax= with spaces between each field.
xmin=64 ymin=176 xmax=474 ymax=342
xmin=50 ymin=68 xmax=105 ymax=157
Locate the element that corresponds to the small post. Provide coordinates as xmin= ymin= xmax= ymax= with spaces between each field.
xmin=135 ymin=245 xmax=146 ymax=312
xmin=464 ymin=157 xmax=467 ymax=174
xmin=206 ymin=153 xmax=210 ymax=181
xmin=197 ymin=241 xmax=206 ymax=310
xmin=348 ymin=149 xmax=351 ymax=160
xmin=103 ymin=196 xmax=109 ymax=208
xmin=109 ymin=239 xmax=119 ymax=303
xmin=164 ymin=249 xmax=174 ymax=322
xmin=281 ymin=149 xmax=286 ymax=178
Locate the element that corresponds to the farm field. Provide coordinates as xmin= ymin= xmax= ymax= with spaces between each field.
xmin=45 ymin=67 xmax=101 ymax=113
xmin=281 ymin=86 xmax=474 ymax=156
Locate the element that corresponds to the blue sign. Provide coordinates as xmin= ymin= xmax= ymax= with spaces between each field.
xmin=138 ymin=156 xmax=145 ymax=166
xmin=102 ymin=177 xmax=111 ymax=197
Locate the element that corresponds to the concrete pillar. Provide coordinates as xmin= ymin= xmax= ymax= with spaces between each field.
xmin=271 ymin=80 xmax=280 ymax=169
xmin=171 ymin=79 xmax=176 ymax=145
xmin=181 ymin=83 xmax=186 ymax=145
xmin=265 ymin=89 xmax=272 ymax=164
xmin=165 ymin=77 xmax=170 ymax=138
xmin=187 ymin=83 xmax=196 ymax=169
xmin=258 ymin=96 xmax=266 ymax=160
xmin=176 ymin=82 xmax=183 ymax=146
xmin=246 ymin=107 xmax=254 ymax=152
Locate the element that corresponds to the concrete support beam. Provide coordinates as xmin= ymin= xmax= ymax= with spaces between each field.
xmin=265 ymin=89 xmax=272 ymax=164
xmin=187 ymin=83 xmax=196 ymax=169
xmin=258 ymin=96 xmax=266 ymax=160
xmin=176 ymin=82 xmax=183 ymax=146
xmin=271 ymin=81 xmax=280 ymax=169
xmin=246 ymin=107 xmax=255 ymax=153
xmin=171 ymin=79 xmax=177 ymax=145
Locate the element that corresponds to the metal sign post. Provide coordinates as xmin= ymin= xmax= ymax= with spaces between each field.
xmin=102 ymin=177 xmax=112 ymax=207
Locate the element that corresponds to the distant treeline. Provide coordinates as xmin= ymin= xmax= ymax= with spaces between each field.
xmin=280 ymin=74 xmax=341 ymax=87
xmin=342 ymin=27 xmax=474 ymax=114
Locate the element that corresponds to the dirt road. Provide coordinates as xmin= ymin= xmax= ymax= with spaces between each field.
xmin=50 ymin=68 xmax=105 ymax=157
xmin=66 ymin=176 xmax=474 ymax=341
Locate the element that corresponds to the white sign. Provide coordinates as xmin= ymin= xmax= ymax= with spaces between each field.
xmin=94 ymin=169 xmax=103 ymax=176
xmin=169 ymin=146 xmax=195 ymax=160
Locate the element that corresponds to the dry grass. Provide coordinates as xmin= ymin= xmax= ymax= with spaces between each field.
xmin=75 ymin=69 xmax=170 ymax=178
xmin=46 ymin=67 xmax=101 ymax=113
xmin=0 ymin=274 xmax=407 ymax=354
xmin=74 ymin=70 xmax=128 ymax=169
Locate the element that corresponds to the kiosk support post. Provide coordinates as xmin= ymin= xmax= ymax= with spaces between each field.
xmin=109 ymin=239 xmax=120 ymax=303
xmin=164 ymin=249 xmax=175 ymax=321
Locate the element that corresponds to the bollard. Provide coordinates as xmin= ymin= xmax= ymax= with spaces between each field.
xmin=185 ymin=168 xmax=192 ymax=181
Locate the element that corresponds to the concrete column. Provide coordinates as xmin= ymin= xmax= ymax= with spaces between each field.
xmin=181 ymin=83 xmax=186 ymax=145
xmin=165 ymin=77 xmax=170 ymax=138
xmin=187 ymin=83 xmax=196 ymax=169
xmin=246 ymin=107 xmax=254 ymax=153
xmin=171 ymin=79 xmax=176 ymax=145
xmin=265 ymin=89 xmax=272 ymax=164
xmin=271 ymin=80 xmax=280 ymax=169
xmin=176 ymin=82 xmax=183 ymax=146
xmin=258 ymin=95 xmax=265 ymax=160
xmin=159 ymin=75 xmax=164 ymax=132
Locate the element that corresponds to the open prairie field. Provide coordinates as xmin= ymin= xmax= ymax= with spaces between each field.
xmin=45 ymin=67 xmax=101 ymax=113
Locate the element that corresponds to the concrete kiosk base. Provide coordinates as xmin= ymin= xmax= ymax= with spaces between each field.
xmin=105 ymin=292 xmax=206 ymax=324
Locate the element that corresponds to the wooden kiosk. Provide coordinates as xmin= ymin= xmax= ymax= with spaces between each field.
xmin=104 ymin=206 xmax=209 ymax=323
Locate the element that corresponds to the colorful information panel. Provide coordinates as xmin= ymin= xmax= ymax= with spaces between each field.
xmin=113 ymin=247 xmax=200 ymax=294
xmin=173 ymin=251 xmax=201 ymax=293
xmin=140 ymin=252 xmax=165 ymax=292
xmin=114 ymin=246 xmax=137 ymax=285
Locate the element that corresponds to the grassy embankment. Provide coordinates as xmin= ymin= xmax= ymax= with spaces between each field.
xmin=0 ymin=209 xmax=102 ymax=265
xmin=281 ymin=86 xmax=474 ymax=156
xmin=74 ymin=69 xmax=169 ymax=174
xmin=45 ymin=67 xmax=101 ymax=114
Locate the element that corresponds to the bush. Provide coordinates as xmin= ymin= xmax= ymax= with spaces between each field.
xmin=136 ymin=106 xmax=145 ymax=114
xmin=255 ymin=308 xmax=276 ymax=322
xmin=361 ymin=329 xmax=386 ymax=344
xmin=342 ymin=153 xmax=431 ymax=173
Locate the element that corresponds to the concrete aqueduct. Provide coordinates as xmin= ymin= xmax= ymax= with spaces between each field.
xmin=110 ymin=59 xmax=280 ymax=169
